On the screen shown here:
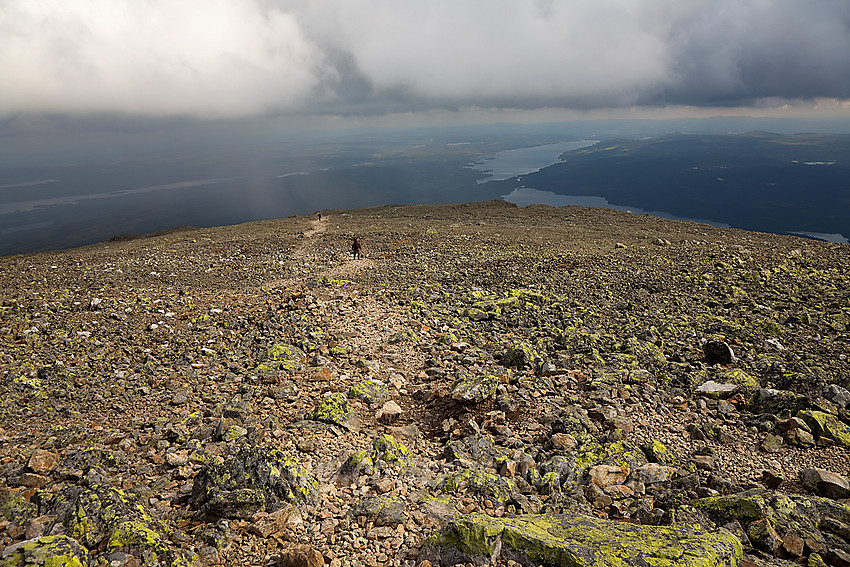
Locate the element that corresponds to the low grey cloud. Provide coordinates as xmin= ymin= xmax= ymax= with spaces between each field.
xmin=1 ymin=0 xmax=848 ymax=118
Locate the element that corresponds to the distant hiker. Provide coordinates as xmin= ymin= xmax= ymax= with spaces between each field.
xmin=317 ymin=212 xmax=322 ymax=220
xmin=351 ymin=236 xmax=362 ymax=259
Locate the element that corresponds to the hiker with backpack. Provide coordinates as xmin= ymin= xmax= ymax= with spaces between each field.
xmin=351 ymin=236 xmax=362 ymax=259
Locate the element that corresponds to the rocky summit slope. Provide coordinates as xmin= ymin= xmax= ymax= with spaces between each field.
xmin=1 ymin=200 xmax=849 ymax=567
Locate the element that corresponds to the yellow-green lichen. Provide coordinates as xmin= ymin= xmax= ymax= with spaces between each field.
xmin=428 ymin=513 xmax=743 ymax=567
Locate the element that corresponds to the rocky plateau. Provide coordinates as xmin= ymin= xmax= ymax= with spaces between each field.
xmin=1 ymin=200 xmax=849 ymax=567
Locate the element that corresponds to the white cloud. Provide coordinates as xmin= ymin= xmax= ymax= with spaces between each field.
xmin=1 ymin=0 xmax=848 ymax=118
xmin=0 ymin=0 xmax=319 ymax=117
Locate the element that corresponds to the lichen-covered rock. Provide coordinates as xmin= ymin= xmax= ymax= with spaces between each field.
xmin=747 ymin=388 xmax=808 ymax=417
xmin=38 ymin=468 xmax=197 ymax=566
xmin=256 ymin=344 xmax=306 ymax=374
xmin=501 ymin=342 xmax=541 ymax=369
xmin=714 ymin=369 xmax=759 ymax=388
xmin=348 ymin=379 xmax=389 ymax=406
xmin=692 ymin=488 xmax=850 ymax=558
xmin=372 ymin=434 xmax=411 ymax=466
xmin=641 ymin=439 xmax=684 ymax=467
xmin=451 ymin=373 xmax=499 ymax=404
xmin=349 ymin=495 xmax=407 ymax=527
xmin=0 ymin=489 xmax=38 ymax=526
xmin=423 ymin=512 xmax=743 ymax=566
xmin=797 ymin=410 xmax=850 ymax=447
xmin=1 ymin=535 xmax=90 ymax=567
xmin=307 ymin=392 xmax=359 ymax=431
xmin=190 ymin=446 xmax=318 ymax=520
xmin=436 ymin=469 xmax=516 ymax=505
xmin=443 ymin=434 xmax=513 ymax=469
xmin=387 ymin=329 xmax=418 ymax=343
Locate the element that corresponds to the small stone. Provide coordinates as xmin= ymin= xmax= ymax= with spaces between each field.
xmin=251 ymin=504 xmax=295 ymax=538
xmin=695 ymin=381 xmax=739 ymax=397
xmin=690 ymin=454 xmax=715 ymax=471
xmin=759 ymin=434 xmax=783 ymax=453
xmin=588 ymin=465 xmax=630 ymax=488
xmin=166 ymin=451 xmax=189 ymax=467
xmin=761 ymin=470 xmax=783 ymax=489
xmin=630 ymin=463 xmax=677 ymax=485
xmin=550 ymin=433 xmax=577 ymax=450
xmin=376 ymin=401 xmax=402 ymax=425
xmin=27 ymin=449 xmax=59 ymax=474
xmin=277 ymin=544 xmax=325 ymax=567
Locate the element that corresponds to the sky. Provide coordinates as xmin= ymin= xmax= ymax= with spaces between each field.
xmin=2 ymin=0 xmax=850 ymax=130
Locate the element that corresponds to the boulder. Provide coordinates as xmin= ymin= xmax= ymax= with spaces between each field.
xmin=703 ymin=340 xmax=736 ymax=365
xmin=451 ymin=373 xmax=499 ymax=404
xmin=348 ymin=379 xmax=389 ymax=406
xmin=693 ymin=488 xmax=850 ymax=559
xmin=307 ymin=392 xmax=359 ymax=431
xmin=423 ymin=512 xmax=742 ymax=566
xmin=696 ymin=381 xmax=740 ymax=398
xmin=826 ymin=384 xmax=850 ymax=410
xmin=372 ymin=434 xmax=411 ymax=466
xmin=40 ymin=468 xmax=197 ymax=565
xmin=190 ymin=446 xmax=318 ymax=520
xmin=798 ymin=410 xmax=850 ymax=447
xmin=436 ymin=469 xmax=517 ymax=505
xmin=1 ymin=535 xmax=90 ymax=567
xmin=800 ymin=468 xmax=850 ymax=499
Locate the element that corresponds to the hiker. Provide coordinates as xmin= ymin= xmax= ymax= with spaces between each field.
xmin=316 ymin=212 xmax=322 ymax=221
xmin=351 ymin=236 xmax=362 ymax=259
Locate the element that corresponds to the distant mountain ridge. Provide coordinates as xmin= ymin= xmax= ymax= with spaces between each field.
xmin=500 ymin=131 xmax=850 ymax=241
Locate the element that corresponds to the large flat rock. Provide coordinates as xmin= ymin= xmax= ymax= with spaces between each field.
xmin=425 ymin=512 xmax=743 ymax=566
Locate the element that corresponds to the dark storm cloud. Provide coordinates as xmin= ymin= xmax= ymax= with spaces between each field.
xmin=1 ymin=0 xmax=848 ymax=118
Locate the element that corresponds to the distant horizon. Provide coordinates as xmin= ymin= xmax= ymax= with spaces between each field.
xmin=2 ymin=119 xmax=848 ymax=257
